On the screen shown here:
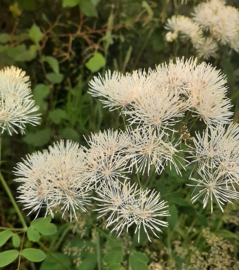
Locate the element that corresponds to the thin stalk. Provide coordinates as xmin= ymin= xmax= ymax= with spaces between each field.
xmin=49 ymin=223 xmax=72 ymax=252
xmin=0 ymin=172 xmax=27 ymax=230
xmin=96 ymin=231 xmax=101 ymax=270
xmin=132 ymin=27 xmax=154 ymax=70
xmin=0 ymin=227 xmax=24 ymax=232
xmin=17 ymin=231 xmax=26 ymax=270
xmin=135 ymin=170 xmax=142 ymax=189
xmin=38 ymin=241 xmax=72 ymax=270
xmin=82 ymin=213 xmax=121 ymax=247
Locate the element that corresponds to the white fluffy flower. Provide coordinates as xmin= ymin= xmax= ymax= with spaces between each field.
xmin=95 ymin=180 xmax=169 ymax=241
xmin=83 ymin=129 xmax=132 ymax=187
xmin=165 ymin=15 xmax=204 ymax=48
xmin=190 ymin=123 xmax=239 ymax=188
xmin=0 ymin=66 xmax=41 ymax=135
xmin=186 ymin=62 xmax=233 ymax=125
xmin=193 ymin=0 xmax=239 ymax=52
xmin=196 ymin=37 xmax=218 ymax=59
xmin=88 ymin=70 xmax=149 ymax=110
xmin=127 ymin=126 xmax=186 ymax=175
xmin=14 ymin=140 xmax=91 ymax=220
xmin=188 ymin=168 xmax=238 ymax=212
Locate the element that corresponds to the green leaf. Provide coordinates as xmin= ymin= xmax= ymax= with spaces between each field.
xmin=178 ymin=206 xmax=196 ymax=216
xmin=0 ymin=250 xmax=19 ymax=267
xmin=167 ymin=204 xmax=177 ymax=228
xmin=33 ymin=84 xmax=50 ymax=112
xmin=17 ymin=0 xmax=36 ymax=11
xmin=79 ymin=0 xmax=98 ymax=17
xmin=23 ymin=128 xmax=52 ymax=147
xmin=60 ymin=128 xmax=79 ymax=141
xmin=77 ymin=251 xmax=97 ymax=270
xmin=0 ymin=33 xmax=10 ymax=43
xmin=0 ymin=45 xmax=7 ymax=52
xmin=107 ymin=237 xmax=123 ymax=250
xmin=214 ymin=230 xmax=239 ymax=240
xmin=29 ymin=24 xmax=44 ymax=44
xmin=85 ymin=52 xmax=106 ymax=72
xmin=27 ymin=227 xmax=40 ymax=242
xmin=107 ymin=264 xmax=124 ymax=270
xmin=129 ymin=252 xmax=149 ymax=270
xmin=21 ymin=248 xmax=46 ymax=262
xmin=31 ymin=217 xmax=57 ymax=236
xmin=49 ymin=109 xmax=67 ymax=124
xmin=12 ymin=234 xmax=21 ymax=248
xmin=46 ymin=73 xmax=64 ymax=84
xmin=40 ymin=253 xmax=71 ymax=270
xmin=169 ymin=197 xmax=189 ymax=206
xmin=142 ymin=1 xmax=153 ymax=18
xmin=0 ymin=230 xmax=13 ymax=247
xmin=103 ymin=250 xmax=124 ymax=264
xmin=7 ymin=44 xmax=37 ymax=62
xmin=62 ymin=0 xmax=80 ymax=7
xmin=43 ymin=56 xmax=60 ymax=74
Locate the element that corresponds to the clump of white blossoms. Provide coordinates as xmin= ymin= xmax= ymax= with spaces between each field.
xmin=95 ymin=180 xmax=169 ymax=241
xmin=14 ymin=140 xmax=91 ymax=220
xmin=88 ymin=56 xmax=239 ymax=214
xmin=90 ymin=57 xmax=233 ymax=127
xmin=14 ymin=56 xmax=239 ymax=241
xmin=188 ymin=167 xmax=238 ymax=213
xmin=0 ymin=66 xmax=41 ymax=135
xmin=165 ymin=0 xmax=239 ymax=59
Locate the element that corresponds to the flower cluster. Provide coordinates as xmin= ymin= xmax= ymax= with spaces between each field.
xmin=188 ymin=124 xmax=239 ymax=211
xmin=13 ymin=55 xmax=239 ymax=241
xmin=89 ymin=58 xmax=233 ymax=127
xmin=165 ymin=0 xmax=239 ymax=59
xmin=14 ymin=141 xmax=91 ymax=220
xmin=0 ymin=66 xmax=41 ymax=135
xmin=15 ymin=129 xmax=172 ymax=240
xmin=95 ymin=180 xmax=169 ymax=241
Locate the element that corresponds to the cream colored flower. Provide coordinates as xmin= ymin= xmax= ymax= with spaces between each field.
xmin=193 ymin=0 xmax=239 ymax=52
xmin=188 ymin=167 xmax=238 ymax=212
xmin=165 ymin=15 xmax=204 ymax=48
xmin=127 ymin=126 xmax=186 ymax=175
xmin=186 ymin=62 xmax=233 ymax=125
xmin=0 ymin=66 xmax=41 ymax=135
xmin=95 ymin=180 xmax=169 ymax=241
xmin=14 ymin=140 xmax=91 ymax=220
xmin=196 ymin=37 xmax=218 ymax=59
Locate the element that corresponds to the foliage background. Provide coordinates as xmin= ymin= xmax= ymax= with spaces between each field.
xmin=0 ymin=0 xmax=239 ymax=269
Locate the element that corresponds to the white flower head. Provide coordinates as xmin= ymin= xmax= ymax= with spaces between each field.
xmin=14 ymin=140 xmax=91 ymax=220
xmin=193 ymin=0 xmax=239 ymax=52
xmin=0 ymin=66 xmax=41 ymax=135
xmin=165 ymin=15 xmax=204 ymax=48
xmin=187 ymin=62 xmax=233 ymax=125
xmin=95 ymin=180 xmax=169 ymax=242
xmin=188 ymin=168 xmax=238 ymax=212
xmin=88 ymin=70 xmax=150 ymax=110
xmin=127 ymin=126 xmax=187 ymax=176
xmin=190 ymin=123 xmax=239 ymax=180
xmin=83 ymin=129 xmax=132 ymax=187
xmin=196 ymin=37 xmax=218 ymax=59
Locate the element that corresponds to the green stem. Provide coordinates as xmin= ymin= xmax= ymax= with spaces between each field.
xmin=38 ymin=241 xmax=72 ymax=270
xmin=96 ymin=231 xmax=101 ymax=270
xmin=0 ymin=172 xmax=27 ymax=230
xmin=0 ymin=227 xmax=24 ymax=232
xmin=82 ymin=213 xmax=121 ymax=247
xmin=136 ymin=170 xmax=142 ymax=189
xmin=132 ymin=27 xmax=154 ymax=70
xmin=50 ymin=223 xmax=72 ymax=252
xmin=0 ymin=138 xmax=27 ymax=229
